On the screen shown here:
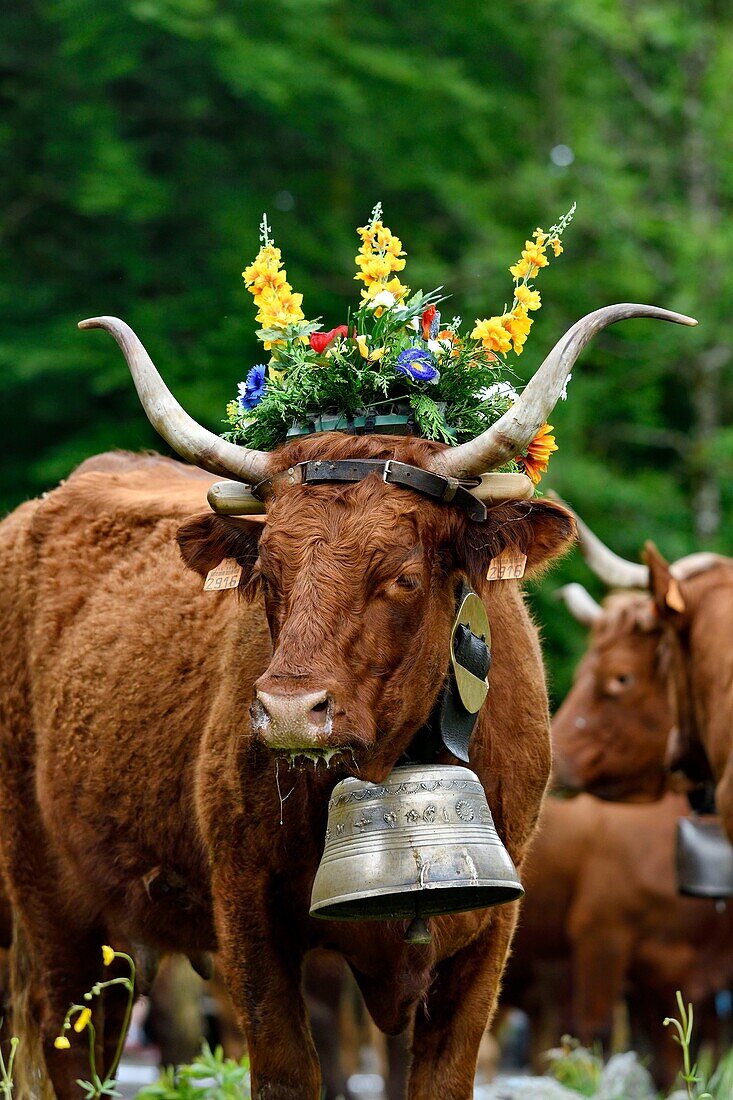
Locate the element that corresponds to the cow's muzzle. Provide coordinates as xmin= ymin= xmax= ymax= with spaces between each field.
xmin=251 ymin=688 xmax=336 ymax=750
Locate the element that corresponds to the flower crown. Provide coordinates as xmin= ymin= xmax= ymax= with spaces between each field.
xmin=224 ymin=203 xmax=575 ymax=486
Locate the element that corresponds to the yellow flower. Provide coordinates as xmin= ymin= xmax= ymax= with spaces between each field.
xmin=74 ymin=1008 xmax=92 ymax=1033
xmin=515 ymin=284 xmax=541 ymax=311
xmin=533 ymin=227 xmax=548 ymax=245
xmin=242 ymin=234 xmax=307 ymax=347
xmin=369 ymin=346 xmax=386 ymax=361
xmin=549 ymin=237 xmax=563 ymax=257
xmin=356 ymin=335 xmax=369 ymax=359
xmin=54 ymin=1036 xmax=71 ymax=1050
xmin=509 ymin=240 xmax=549 ymax=279
xmin=471 ymin=317 xmax=512 ymax=356
xmin=354 ymin=210 xmax=408 ymax=300
xmin=501 ymin=308 xmax=533 ymax=355
xmin=518 ymin=423 xmax=558 ymax=485
xmin=102 ymin=945 xmax=115 ymax=967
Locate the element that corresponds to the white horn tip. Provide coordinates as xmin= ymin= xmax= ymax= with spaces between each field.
xmin=78 ymin=318 xmax=104 ymax=330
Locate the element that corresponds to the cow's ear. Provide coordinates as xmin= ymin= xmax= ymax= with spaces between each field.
xmin=457 ymin=498 xmax=576 ymax=585
xmin=177 ymin=512 xmax=263 ymax=582
xmin=644 ymin=540 xmax=686 ymax=621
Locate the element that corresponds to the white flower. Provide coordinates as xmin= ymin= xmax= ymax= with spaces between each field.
xmin=427 ymin=339 xmax=442 ymax=354
xmin=407 ymin=317 xmax=419 ymax=331
xmin=368 ymin=290 xmax=396 ymax=310
xmin=481 ymin=381 xmax=520 ymax=404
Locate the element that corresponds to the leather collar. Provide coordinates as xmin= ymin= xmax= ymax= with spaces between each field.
xmin=252 ymin=459 xmax=488 ymax=523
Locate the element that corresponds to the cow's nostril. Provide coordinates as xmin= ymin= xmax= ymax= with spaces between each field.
xmin=309 ymin=696 xmax=331 ymax=728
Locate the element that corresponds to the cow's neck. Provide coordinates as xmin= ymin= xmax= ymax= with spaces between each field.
xmin=685 ymin=571 xmax=733 ymax=780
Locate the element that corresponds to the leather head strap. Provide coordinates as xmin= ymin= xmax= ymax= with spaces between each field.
xmin=251 ymin=459 xmax=488 ymax=522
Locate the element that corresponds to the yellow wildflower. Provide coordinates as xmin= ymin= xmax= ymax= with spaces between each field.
xmin=369 ymin=346 xmax=386 ymax=361
xmin=533 ymin=228 xmax=548 ymax=245
xmin=355 ymin=208 xmax=409 ymax=305
xmin=549 ymin=237 xmax=563 ymax=257
xmin=74 ymin=1008 xmax=92 ymax=1033
xmin=509 ymin=240 xmax=549 ymax=279
xmin=515 ymin=284 xmax=541 ymax=311
xmin=518 ymin=423 xmax=558 ymax=485
xmin=102 ymin=945 xmax=115 ymax=967
xmin=471 ymin=317 xmax=513 ymax=356
xmin=356 ymin=335 xmax=369 ymax=359
xmin=242 ymin=226 xmax=307 ymax=347
xmin=501 ymin=308 xmax=533 ymax=355
xmin=54 ymin=1036 xmax=71 ymax=1050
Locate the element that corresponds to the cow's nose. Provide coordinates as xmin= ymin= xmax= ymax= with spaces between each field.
xmin=252 ymin=689 xmax=334 ymax=744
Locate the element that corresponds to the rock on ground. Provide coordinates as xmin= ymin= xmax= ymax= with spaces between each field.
xmin=596 ymin=1052 xmax=657 ymax=1100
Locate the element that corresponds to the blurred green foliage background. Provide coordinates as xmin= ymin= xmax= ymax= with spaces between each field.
xmin=2 ymin=0 xmax=732 ymax=701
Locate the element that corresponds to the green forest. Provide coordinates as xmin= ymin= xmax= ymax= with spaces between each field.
xmin=2 ymin=0 xmax=732 ymax=698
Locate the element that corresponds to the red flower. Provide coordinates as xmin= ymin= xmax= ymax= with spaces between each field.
xmin=310 ymin=325 xmax=350 ymax=354
xmin=421 ymin=305 xmax=437 ymax=340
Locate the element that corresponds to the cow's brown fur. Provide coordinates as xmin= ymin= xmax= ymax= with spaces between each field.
xmin=502 ymin=792 xmax=733 ymax=1088
xmin=645 ymin=548 xmax=733 ymax=842
xmin=0 ymin=436 xmax=574 ymax=1099
xmin=552 ymin=592 xmax=673 ymax=801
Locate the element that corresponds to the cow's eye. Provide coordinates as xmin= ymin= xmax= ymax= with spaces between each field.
xmin=388 ymin=572 xmax=423 ymax=595
xmin=606 ymin=672 xmax=634 ymax=695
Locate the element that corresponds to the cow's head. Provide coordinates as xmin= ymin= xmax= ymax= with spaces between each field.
xmin=552 ymin=585 xmax=671 ymax=801
xmin=552 ymin=508 xmax=726 ymax=800
xmin=79 ymin=304 xmax=695 ymax=779
xmin=176 ymin=432 xmax=573 ymax=777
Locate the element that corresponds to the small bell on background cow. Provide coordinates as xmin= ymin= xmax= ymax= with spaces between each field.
xmin=310 ymin=764 xmax=523 ymax=943
xmin=676 ymin=811 xmax=733 ymax=901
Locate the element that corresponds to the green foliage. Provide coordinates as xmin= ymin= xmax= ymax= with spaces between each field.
xmin=544 ymin=1037 xmax=603 ymax=1096
xmin=136 ymin=1045 xmax=250 ymax=1100
xmin=2 ymin=0 xmax=733 ymax=699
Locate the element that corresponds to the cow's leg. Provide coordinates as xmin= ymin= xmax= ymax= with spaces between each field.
xmin=10 ymin=913 xmax=108 ymax=1100
xmin=213 ymin=882 xmax=320 ymax=1100
xmin=570 ymin=926 xmax=634 ymax=1053
xmin=408 ymin=906 xmax=517 ymax=1100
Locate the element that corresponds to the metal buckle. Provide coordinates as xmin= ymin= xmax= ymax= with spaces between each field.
xmin=382 ymin=459 xmax=393 ymax=483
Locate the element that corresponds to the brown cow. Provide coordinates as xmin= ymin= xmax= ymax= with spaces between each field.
xmin=501 ymin=792 xmax=733 ymax=1088
xmin=644 ymin=545 xmax=733 ymax=843
xmin=551 ymin=512 xmax=725 ymax=808
xmin=552 ymin=586 xmax=672 ymax=802
xmin=0 ymin=304 xmax=692 ymax=1100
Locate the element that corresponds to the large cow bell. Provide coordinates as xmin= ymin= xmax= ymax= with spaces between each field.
xmin=310 ymin=764 xmax=523 ymax=942
xmin=676 ymin=814 xmax=733 ymax=900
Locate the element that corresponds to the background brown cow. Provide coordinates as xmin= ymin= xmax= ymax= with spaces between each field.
xmin=501 ymin=792 xmax=733 ymax=1089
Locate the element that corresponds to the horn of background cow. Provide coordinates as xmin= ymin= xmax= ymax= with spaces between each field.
xmin=574 ymin=508 xmax=650 ymax=588
xmin=429 ymin=304 xmax=697 ymax=479
xmin=576 ymin=513 xmax=725 ymax=589
xmin=555 ymin=583 xmax=603 ymax=626
xmin=78 ymin=317 xmax=272 ymax=484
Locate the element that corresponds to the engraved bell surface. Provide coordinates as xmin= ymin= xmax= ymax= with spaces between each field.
xmin=310 ymin=764 xmax=523 ymax=921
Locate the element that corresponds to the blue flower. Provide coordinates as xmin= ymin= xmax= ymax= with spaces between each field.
xmin=395 ymin=347 xmax=440 ymax=384
xmin=238 ymin=364 xmax=267 ymax=410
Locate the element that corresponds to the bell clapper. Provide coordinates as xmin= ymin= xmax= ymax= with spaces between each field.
xmin=404 ymin=908 xmax=432 ymax=945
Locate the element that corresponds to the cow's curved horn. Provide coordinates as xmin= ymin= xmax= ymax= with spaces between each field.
xmin=577 ymin=516 xmax=725 ymax=588
xmin=78 ymin=317 xmax=271 ymax=484
xmin=430 ymin=304 xmax=697 ymax=479
xmin=574 ymin=510 xmax=649 ymax=588
xmin=555 ymin=583 xmax=603 ymax=626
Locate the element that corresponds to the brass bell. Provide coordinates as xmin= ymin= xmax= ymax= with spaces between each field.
xmin=310 ymin=764 xmax=523 ymax=938
xmin=676 ymin=814 xmax=733 ymax=899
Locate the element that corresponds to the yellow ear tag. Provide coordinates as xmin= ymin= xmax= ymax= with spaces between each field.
xmin=487 ymin=549 xmax=527 ymax=581
xmin=204 ymin=559 xmax=243 ymax=592
xmin=666 ymin=577 xmax=686 ymax=613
